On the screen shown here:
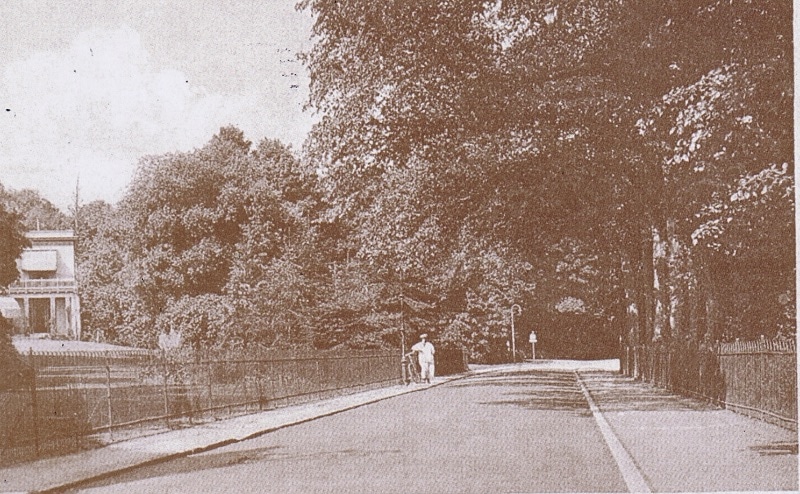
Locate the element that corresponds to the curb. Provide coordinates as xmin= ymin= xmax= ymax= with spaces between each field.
xmin=34 ymin=375 xmax=463 ymax=494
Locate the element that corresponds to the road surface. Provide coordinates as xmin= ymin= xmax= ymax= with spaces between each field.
xmin=74 ymin=367 xmax=797 ymax=493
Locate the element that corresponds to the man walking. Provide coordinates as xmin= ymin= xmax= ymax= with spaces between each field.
xmin=411 ymin=333 xmax=435 ymax=384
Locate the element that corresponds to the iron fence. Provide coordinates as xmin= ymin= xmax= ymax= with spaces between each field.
xmin=0 ymin=349 xmax=399 ymax=466
xmin=621 ymin=338 xmax=796 ymax=430
xmin=717 ymin=339 xmax=797 ymax=427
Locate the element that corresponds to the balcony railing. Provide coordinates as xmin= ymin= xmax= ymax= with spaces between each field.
xmin=8 ymin=279 xmax=78 ymax=293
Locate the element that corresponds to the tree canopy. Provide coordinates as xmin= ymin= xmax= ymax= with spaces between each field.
xmin=67 ymin=1 xmax=794 ymax=361
xmin=300 ymin=0 xmax=794 ymax=357
xmin=77 ymin=127 xmax=326 ymax=350
xmin=0 ymin=185 xmax=72 ymax=231
xmin=0 ymin=202 xmax=29 ymax=288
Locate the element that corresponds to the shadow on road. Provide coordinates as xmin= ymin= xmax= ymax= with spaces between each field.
xmin=451 ymin=368 xmax=720 ymax=414
xmin=450 ymin=370 xmax=591 ymax=415
xmin=579 ymin=372 xmax=719 ymax=412
xmin=749 ymin=441 xmax=799 ymax=456
xmin=70 ymin=445 xmax=279 ymax=489
xmin=73 ymin=443 xmax=405 ymax=490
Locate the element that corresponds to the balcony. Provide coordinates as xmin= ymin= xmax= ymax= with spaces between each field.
xmin=8 ymin=279 xmax=78 ymax=294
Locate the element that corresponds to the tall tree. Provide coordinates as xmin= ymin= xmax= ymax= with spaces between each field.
xmin=0 ymin=185 xmax=71 ymax=231
xmin=75 ymin=200 xmax=138 ymax=342
xmin=302 ymin=0 xmax=642 ymax=358
xmin=302 ymin=0 xmax=794 ymax=358
xmin=0 ymin=202 xmax=28 ymax=388
xmin=90 ymin=127 xmax=324 ymax=349
xmin=631 ymin=1 xmax=793 ymax=342
xmin=0 ymin=203 xmax=28 ymax=288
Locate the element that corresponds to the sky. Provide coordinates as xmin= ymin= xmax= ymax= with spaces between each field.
xmin=0 ymin=0 xmax=315 ymax=210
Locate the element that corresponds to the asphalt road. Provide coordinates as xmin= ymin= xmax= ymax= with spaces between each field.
xmin=74 ymin=368 xmax=797 ymax=493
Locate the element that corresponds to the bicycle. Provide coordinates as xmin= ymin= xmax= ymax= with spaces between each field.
xmin=402 ymin=352 xmax=421 ymax=385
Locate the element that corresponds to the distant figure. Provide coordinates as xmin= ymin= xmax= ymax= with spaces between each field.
xmin=411 ymin=333 xmax=435 ymax=384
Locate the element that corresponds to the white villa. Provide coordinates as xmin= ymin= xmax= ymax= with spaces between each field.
xmin=4 ymin=230 xmax=82 ymax=338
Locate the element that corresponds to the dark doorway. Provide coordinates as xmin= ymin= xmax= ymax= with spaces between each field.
xmin=29 ymin=298 xmax=50 ymax=333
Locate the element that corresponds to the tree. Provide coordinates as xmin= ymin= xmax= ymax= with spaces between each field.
xmin=81 ymin=127 xmax=325 ymax=349
xmin=222 ymin=137 xmax=325 ymax=348
xmin=0 ymin=202 xmax=28 ymax=388
xmin=301 ymin=0 xmax=643 ymax=356
xmin=691 ymin=163 xmax=795 ymax=339
xmin=631 ymin=1 xmax=793 ymax=343
xmin=0 ymin=202 xmax=29 ymax=287
xmin=302 ymin=0 xmax=794 ymax=358
xmin=0 ymin=315 xmax=28 ymax=390
xmin=440 ymin=240 xmax=537 ymax=362
xmin=0 ymin=185 xmax=71 ymax=231
xmin=75 ymin=200 xmax=140 ymax=342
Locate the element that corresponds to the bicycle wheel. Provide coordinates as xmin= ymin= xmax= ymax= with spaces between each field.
xmin=401 ymin=358 xmax=411 ymax=384
xmin=407 ymin=360 xmax=421 ymax=384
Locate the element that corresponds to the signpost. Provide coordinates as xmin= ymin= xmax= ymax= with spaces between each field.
xmin=529 ymin=331 xmax=537 ymax=360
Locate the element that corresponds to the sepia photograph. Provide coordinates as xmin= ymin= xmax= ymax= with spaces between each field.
xmin=0 ymin=1 xmax=796 ymax=492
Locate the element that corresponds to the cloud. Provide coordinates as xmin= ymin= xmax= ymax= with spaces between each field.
xmin=0 ymin=25 xmax=309 ymax=210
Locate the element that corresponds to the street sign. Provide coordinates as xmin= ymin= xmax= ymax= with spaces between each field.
xmin=529 ymin=332 xmax=537 ymax=343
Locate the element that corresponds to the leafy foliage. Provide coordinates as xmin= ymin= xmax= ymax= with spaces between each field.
xmin=70 ymin=2 xmax=794 ymax=357
xmin=301 ymin=0 xmax=794 ymax=357
xmin=0 ymin=202 xmax=29 ymax=288
xmin=0 ymin=316 xmax=28 ymax=390
xmin=77 ymin=127 xmax=325 ymax=349
xmin=0 ymin=185 xmax=72 ymax=231
xmin=75 ymin=200 xmax=139 ymax=342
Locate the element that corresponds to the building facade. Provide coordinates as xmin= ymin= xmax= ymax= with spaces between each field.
xmin=7 ymin=230 xmax=81 ymax=339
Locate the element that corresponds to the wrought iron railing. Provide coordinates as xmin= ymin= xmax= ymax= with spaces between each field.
xmin=0 ymin=349 xmax=400 ymax=466
xmin=621 ymin=339 xmax=796 ymax=430
xmin=8 ymin=279 xmax=78 ymax=293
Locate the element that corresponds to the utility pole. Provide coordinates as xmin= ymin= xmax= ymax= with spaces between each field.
xmin=510 ymin=304 xmax=521 ymax=362
xmin=400 ymin=268 xmax=406 ymax=355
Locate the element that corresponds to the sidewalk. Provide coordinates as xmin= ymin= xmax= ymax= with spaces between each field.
xmin=0 ymin=372 xmax=470 ymax=494
xmin=579 ymin=370 xmax=798 ymax=492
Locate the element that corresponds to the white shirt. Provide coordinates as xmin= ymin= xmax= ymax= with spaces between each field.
xmin=412 ymin=340 xmax=435 ymax=364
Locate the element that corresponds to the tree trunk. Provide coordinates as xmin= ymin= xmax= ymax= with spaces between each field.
xmin=620 ymin=253 xmax=640 ymax=376
xmin=665 ymin=218 xmax=686 ymax=339
xmin=638 ymin=224 xmax=655 ymax=344
xmin=688 ymin=268 xmax=705 ymax=342
xmin=689 ymin=249 xmax=721 ymax=342
xmin=652 ymin=219 xmax=673 ymax=340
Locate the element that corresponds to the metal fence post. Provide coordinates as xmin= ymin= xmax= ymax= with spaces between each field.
xmin=207 ymin=359 xmax=214 ymax=415
xmin=241 ymin=361 xmax=248 ymax=414
xmin=28 ymin=349 xmax=40 ymax=458
xmin=257 ymin=360 xmax=265 ymax=411
xmin=187 ymin=360 xmax=196 ymax=425
xmin=227 ymin=360 xmax=234 ymax=416
xmin=105 ymin=356 xmax=114 ymax=440
xmin=315 ymin=360 xmax=322 ymax=398
xmin=268 ymin=359 xmax=275 ymax=405
xmin=162 ymin=353 xmax=169 ymax=426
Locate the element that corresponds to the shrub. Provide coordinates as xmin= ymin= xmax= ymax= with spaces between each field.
xmin=0 ymin=316 xmax=29 ymax=390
